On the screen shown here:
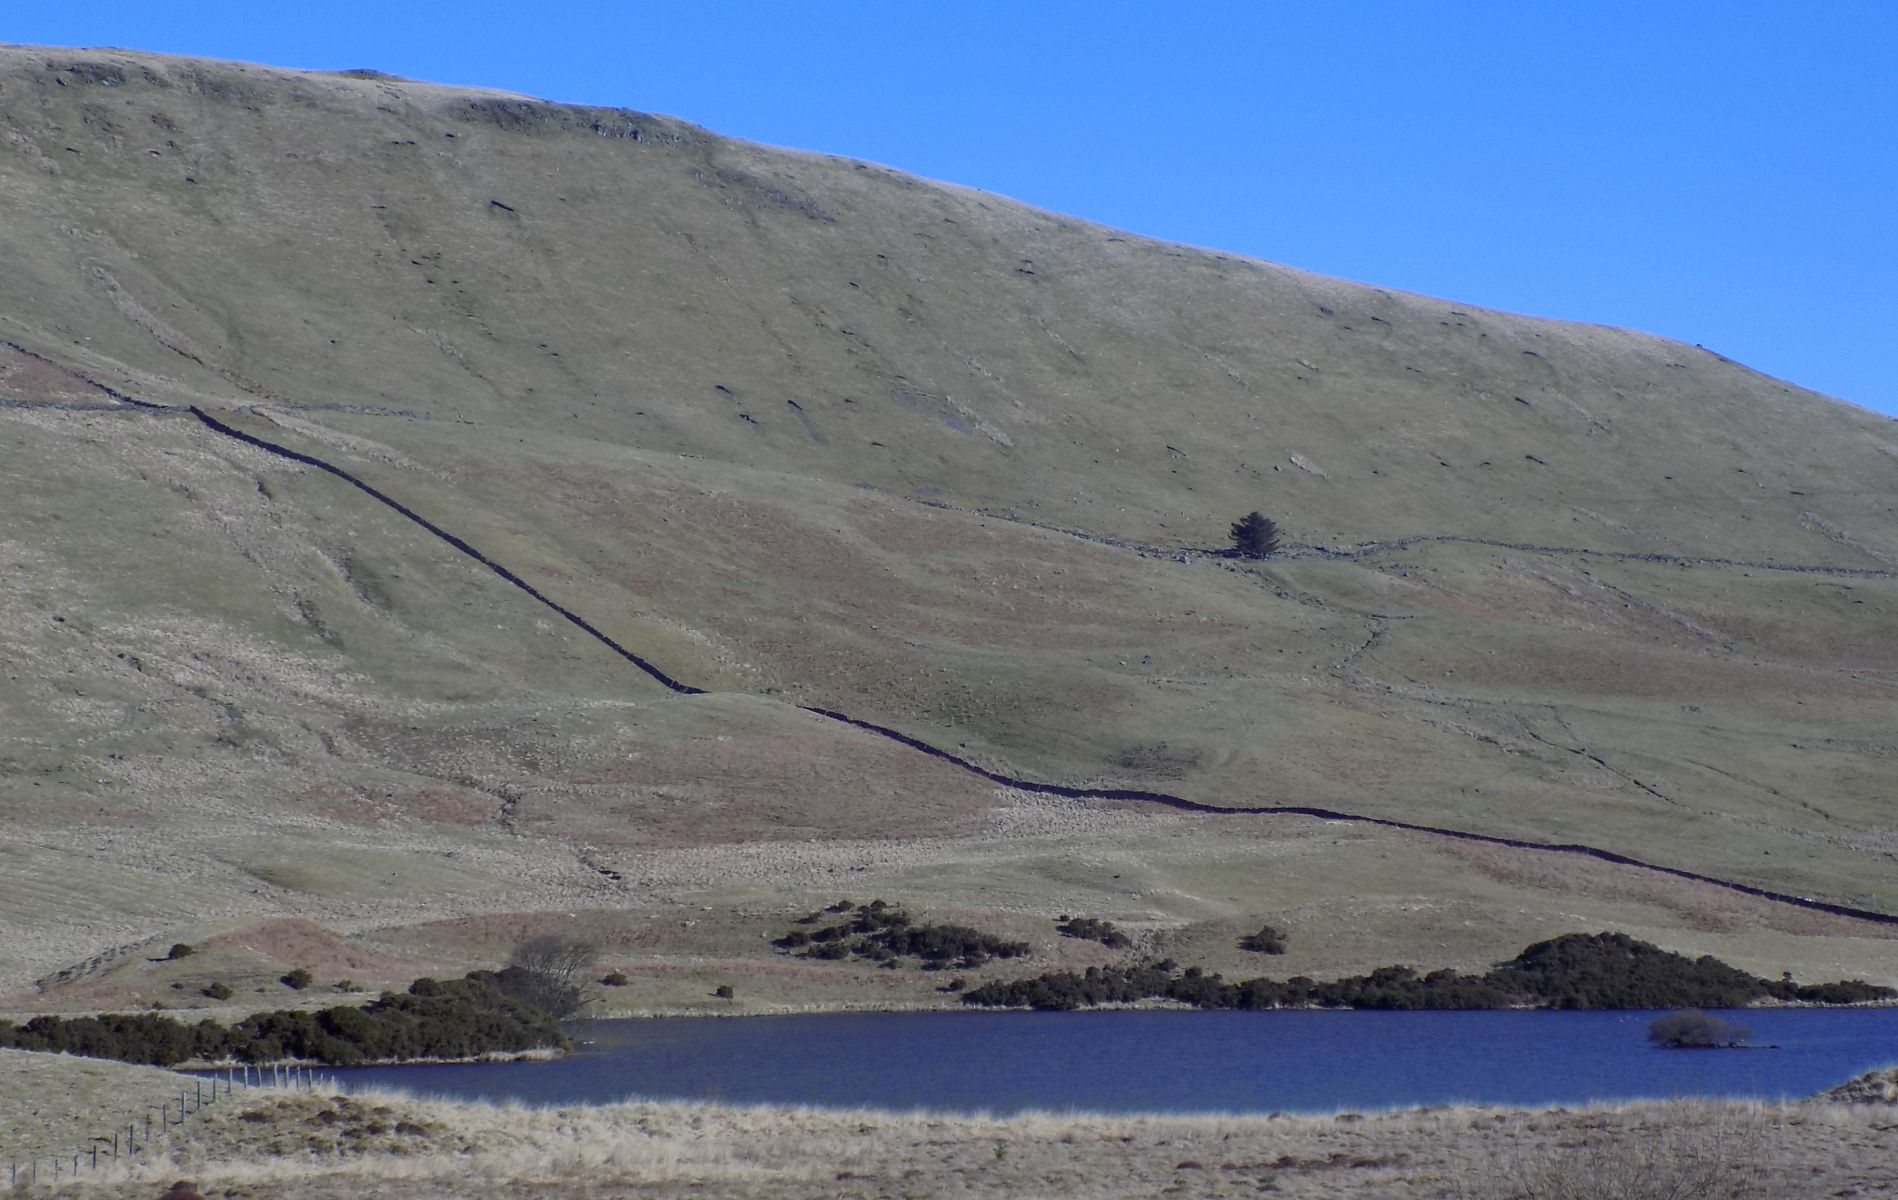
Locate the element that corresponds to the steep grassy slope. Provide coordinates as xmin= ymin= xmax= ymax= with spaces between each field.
xmin=2 ymin=46 xmax=1895 ymax=1004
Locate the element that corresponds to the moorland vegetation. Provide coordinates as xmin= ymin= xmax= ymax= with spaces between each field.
xmin=961 ymin=932 xmax=1894 ymax=1012
xmin=3 ymin=46 xmax=1898 ymax=1029
xmin=774 ymin=901 xmax=1031 ymax=970
xmin=0 ymin=971 xmax=566 ymax=1066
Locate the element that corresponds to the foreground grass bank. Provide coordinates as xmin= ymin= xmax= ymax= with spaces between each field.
xmin=7 ymin=1069 xmax=1897 ymax=1200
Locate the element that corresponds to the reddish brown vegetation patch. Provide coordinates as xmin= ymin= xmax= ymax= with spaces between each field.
xmin=403 ymin=787 xmax=494 ymax=828
xmin=207 ymin=917 xmax=424 ymax=982
xmin=0 ymin=347 xmax=119 ymax=406
xmin=295 ymin=783 xmax=398 ymax=827
xmin=1425 ymin=832 xmax=1898 ymax=939
xmin=570 ymin=729 xmax=1001 ymax=846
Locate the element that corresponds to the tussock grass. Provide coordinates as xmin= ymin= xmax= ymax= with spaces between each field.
xmin=0 ymin=1049 xmax=204 ymax=1165
xmin=13 ymin=1080 xmax=1896 ymax=1199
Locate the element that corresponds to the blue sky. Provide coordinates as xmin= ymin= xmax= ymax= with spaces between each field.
xmin=9 ymin=2 xmax=1895 ymax=415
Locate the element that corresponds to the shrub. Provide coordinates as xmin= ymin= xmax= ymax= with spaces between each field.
xmin=203 ymin=982 xmax=234 ymax=1001
xmin=963 ymin=931 xmax=1892 ymax=1013
xmin=601 ymin=971 xmax=629 ymax=987
xmin=1239 ymin=924 xmax=1289 ymax=955
xmin=166 ymin=943 xmax=196 ymax=960
xmin=775 ymin=901 xmax=1029 ymax=970
xmin=0 ymin=969 xmax=570 ymax=1067
xmin=1649 ymin=1010 xmax=1752 ymax=1048
xmin=1057 ymin=917 xmax=1132 ymax=949
xmin=713 ymin=984 xmax=734 ymax=999
xmin=281 ymin=968 xmax=314 ymax=990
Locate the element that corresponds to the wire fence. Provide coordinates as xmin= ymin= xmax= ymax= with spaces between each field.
xmin=4 ymin=1063 xmax=340 ymax=1190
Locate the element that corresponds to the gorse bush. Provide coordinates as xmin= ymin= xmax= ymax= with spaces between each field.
xmin=962 ymin=932 xmax=1893 ymax=1012
xmin=0 ymin=970 xmax=569 ymax=1066
xmin=1238 ymin=924 xmax=1289 ymax=955
xmin=775 ymin=901 xmax=1030 ymax=970
xmin=1056 ymin=917 xmax=1131 ymax=948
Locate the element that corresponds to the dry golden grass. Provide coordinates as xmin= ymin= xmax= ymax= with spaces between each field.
xmin=0 ymin=1050 xmax=213 ymax=1167
xmin=6 ymin=1077 xmax=1894 ymax=1200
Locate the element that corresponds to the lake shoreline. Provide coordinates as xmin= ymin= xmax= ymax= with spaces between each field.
xmin=590 ymin=992 xmax=1898 ymax=1022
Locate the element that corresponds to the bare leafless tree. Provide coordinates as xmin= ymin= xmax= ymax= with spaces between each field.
xmin=499 ymin=934 xmax=599 ymax=1019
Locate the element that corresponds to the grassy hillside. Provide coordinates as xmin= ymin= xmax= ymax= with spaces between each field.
xmin=2 ymin=45 xmax=1895 ymax=1006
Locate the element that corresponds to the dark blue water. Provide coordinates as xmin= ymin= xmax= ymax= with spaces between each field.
xmin=321 ymin=1008 xmax=1898 ymax=1115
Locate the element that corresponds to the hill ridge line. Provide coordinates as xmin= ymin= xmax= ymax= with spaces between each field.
xmin=95 ymin=396 xmax=1890 ymax=933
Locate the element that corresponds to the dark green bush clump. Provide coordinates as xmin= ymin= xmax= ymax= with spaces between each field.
xmin=281 ymin=968 xmax=315 ymax=990
xmin=774 ymin=900 xmax=1030 ymax=970
xmin=963 ymin=932 xmax=1894 ymax=1012
xmin=1057 ymin=917 xmax=1132 ymax=949
xmin=1239 ymin=924 xmax=1289 ymax=955
xmin=203 ymin=982 xmax=234 ymax=1001
xmin=1648 ymin=1010 xmax=1752 ymax=1048
xmin=165 ymin=943 xmax=196 ymax=960
xmin=0 ymin=971 xmax=568 ymax=1067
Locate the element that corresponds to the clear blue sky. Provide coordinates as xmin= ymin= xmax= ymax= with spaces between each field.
xmin=10 ymin=2 xmax=1896 ymax=415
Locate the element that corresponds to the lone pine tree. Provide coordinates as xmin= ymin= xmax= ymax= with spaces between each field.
xmin=1229 ymin=512 xmax=1281 ymax=558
